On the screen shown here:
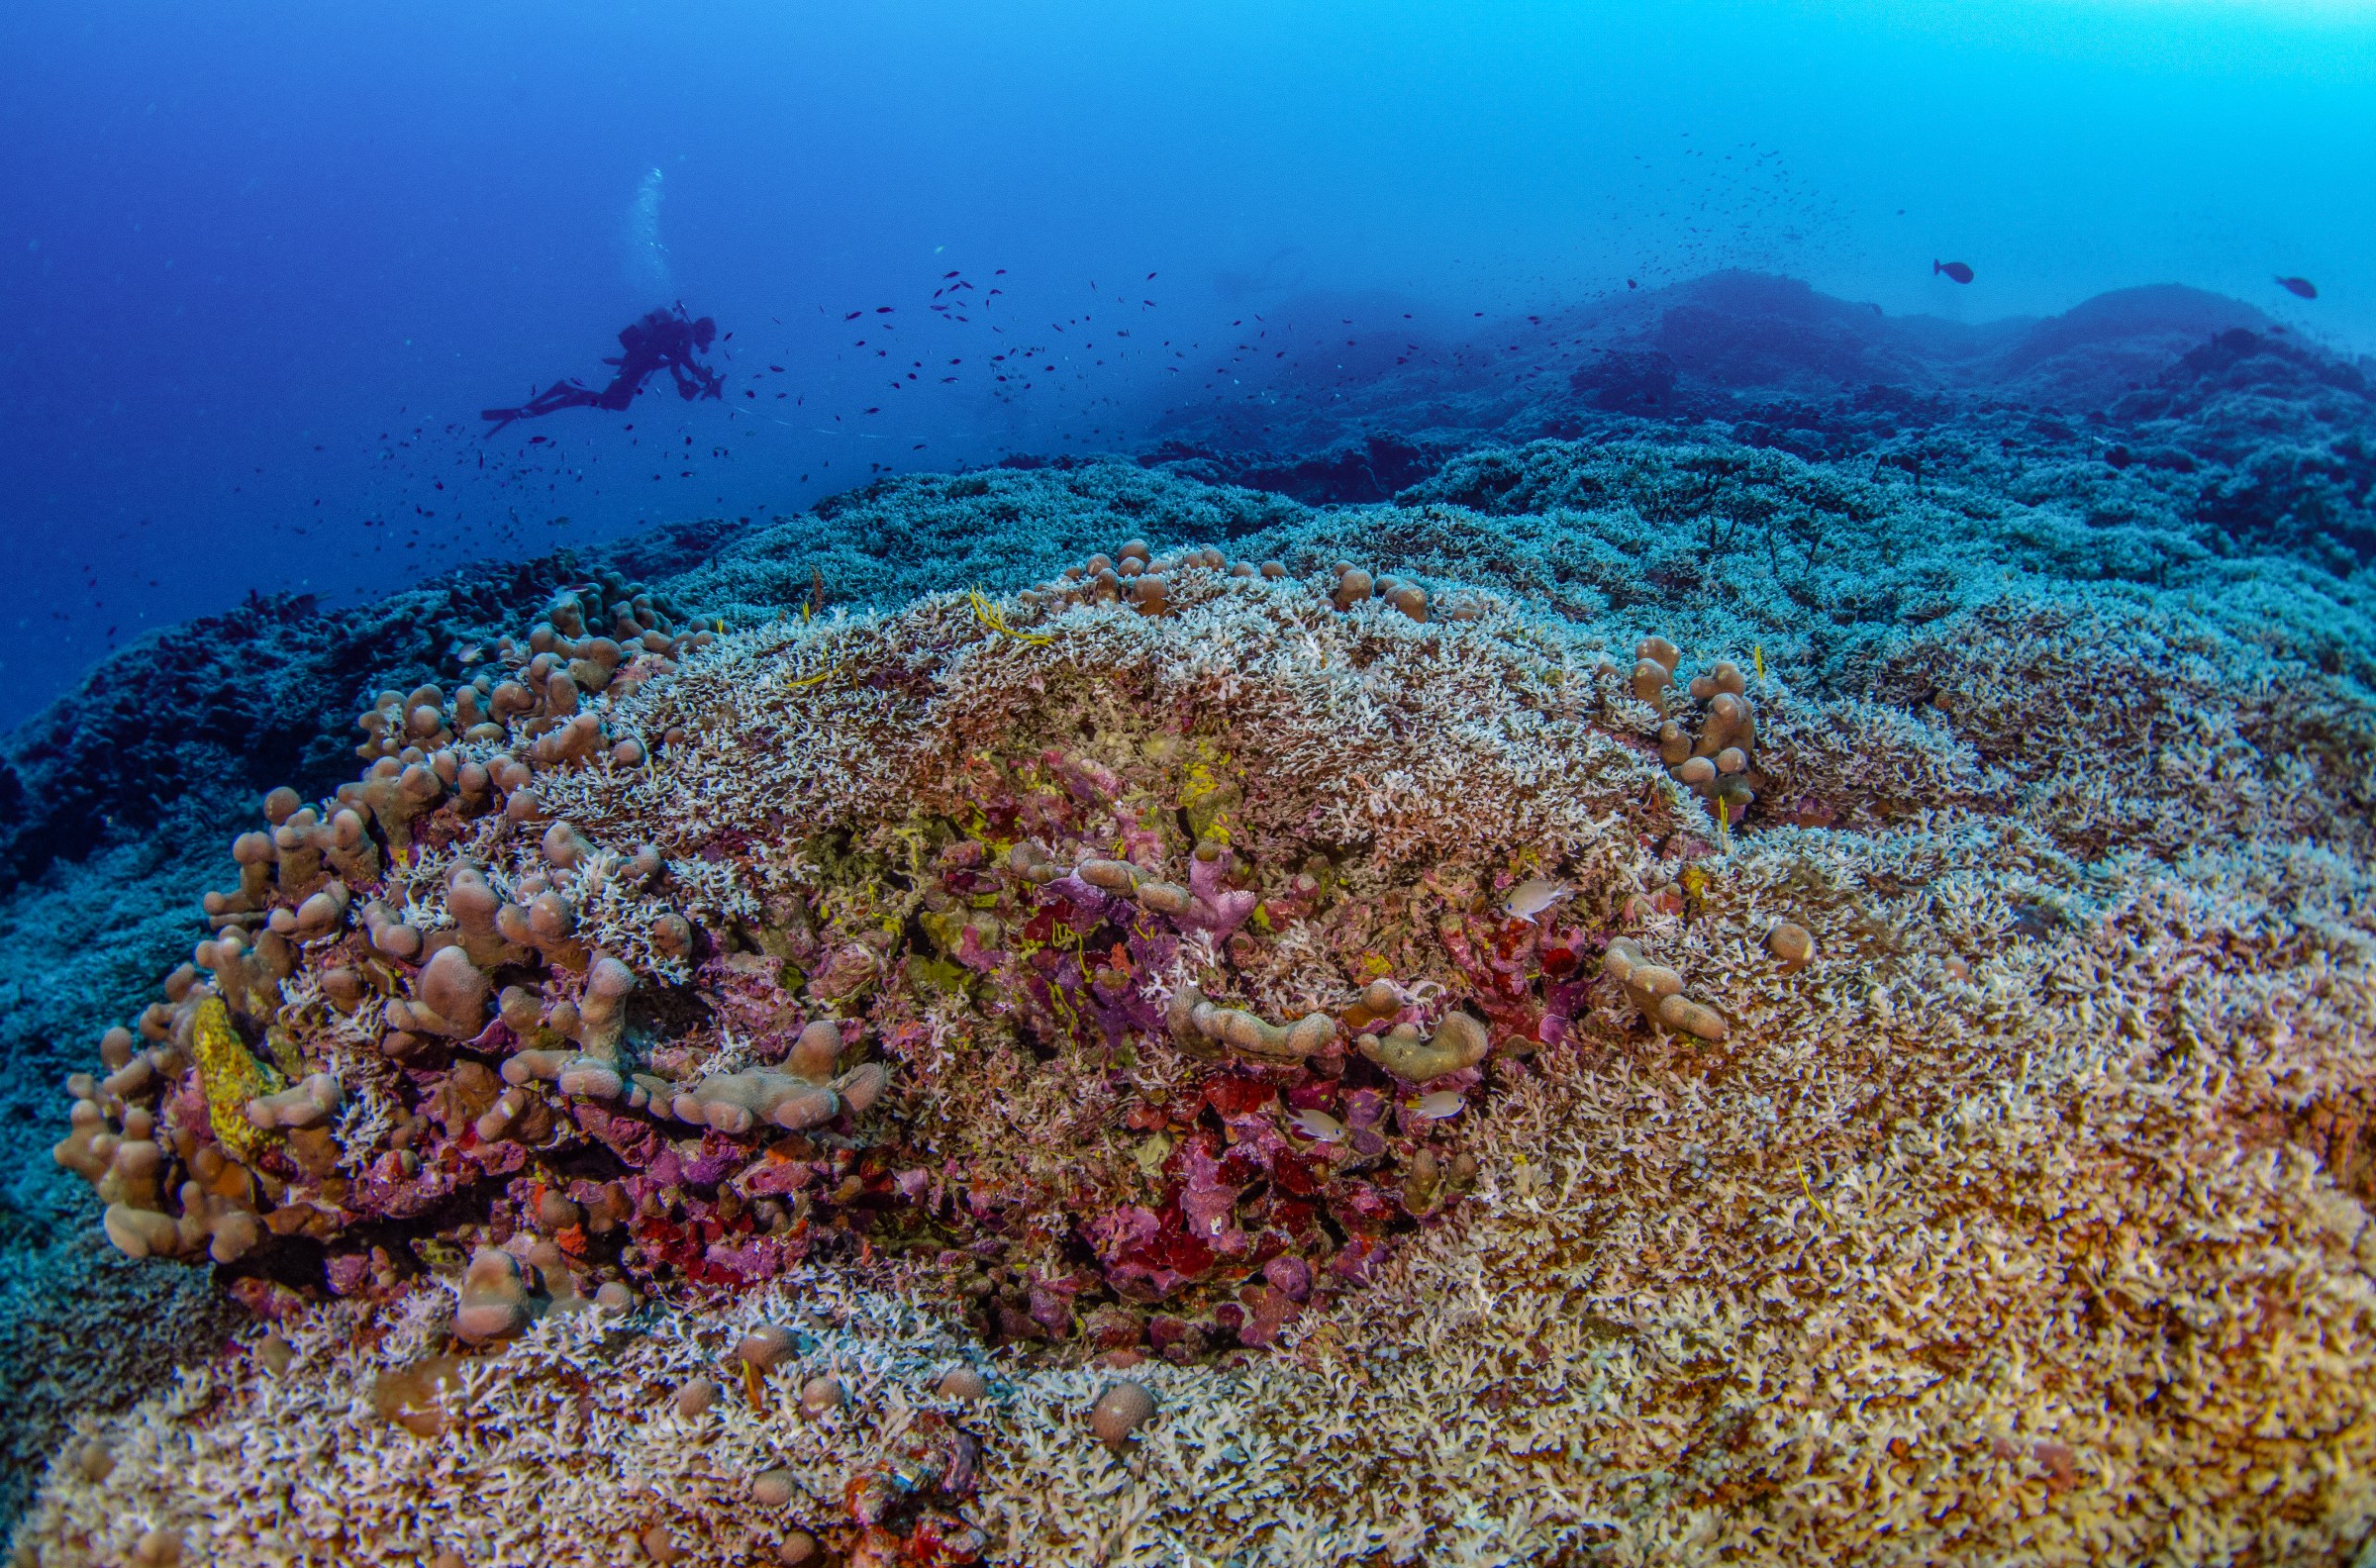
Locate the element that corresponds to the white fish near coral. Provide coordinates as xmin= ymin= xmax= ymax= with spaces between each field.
xmin=1503 ymin=877 xmax=1573 ymax=924
xmin=1412 ymin=1091 xmax=1464 ymax=1120
xmin=1290 ymin=1108 xmax=1346 ymax=1142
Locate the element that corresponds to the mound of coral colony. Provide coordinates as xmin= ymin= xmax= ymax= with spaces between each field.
xmin=22 ymin=535 xmax=2376 ymax=1566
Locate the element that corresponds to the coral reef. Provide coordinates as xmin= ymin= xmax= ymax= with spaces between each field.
xmin=21 ymin=1279 xmax=991 ymax=1567
xmin=0 ymin=525 xmax=752 ymax=897
xmin=11 ymin=272 xmax=2367 ymax=907
xmin=1149 ymin=271 xmax=2376 ymax=574
xmin=52 ymin=544 xmax=1682 ymax=1362
xmin=7 ymin=284 xmax=2376 ymax=1558
xmin=0 ymin=828 xmax=258 ymax=1532
xmin=16 ymin=468 xmax=2376 ymax=1562
xmin=24 ymin=821 xmax=2376 ymax=1561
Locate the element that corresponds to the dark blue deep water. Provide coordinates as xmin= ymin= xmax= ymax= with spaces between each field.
xmin=1 ymin=2 xmax=2370 ymax=728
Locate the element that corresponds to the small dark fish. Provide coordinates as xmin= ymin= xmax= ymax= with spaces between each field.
xmin=2275 ymin=275 xmax=2318 ymax=300
xmin=1934 ymin=260 xmax=1974 ymax=284
xmin=844 ymin=311 xmax=863 ymax=321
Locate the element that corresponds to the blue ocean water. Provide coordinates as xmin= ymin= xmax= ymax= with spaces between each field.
xmin=0 ymin=0 xmax=2369 ymax=729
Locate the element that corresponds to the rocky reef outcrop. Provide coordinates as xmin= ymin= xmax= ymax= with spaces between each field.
xmin=1144 ymin=272 xmax=2376 ymax=573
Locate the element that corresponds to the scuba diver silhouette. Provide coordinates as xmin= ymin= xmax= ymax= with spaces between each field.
xmin=482 ymin=304 xmax=724 ymax=433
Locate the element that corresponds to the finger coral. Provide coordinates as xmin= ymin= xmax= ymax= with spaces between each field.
xmin=1354 ymin=1009 xmax=1493 ymax=1082
xmin=1601 ymin=936 xmax=1730 ymax=1041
